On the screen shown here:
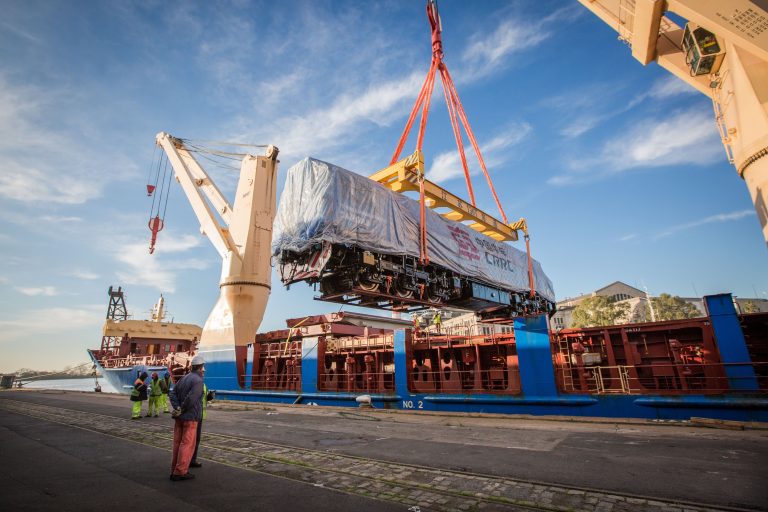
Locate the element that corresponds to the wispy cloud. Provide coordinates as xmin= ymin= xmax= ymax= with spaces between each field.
xmin=113 ymin=233 xmax=209 ymax=293
xmin=244 ymin=71 xmax=424 ymax=162
xmin=0 ymin=20 xmax=42 ymax=44
xmin=619 ymin=233 xmax=637 ymax=242
xmin=40 ymin=215 xmax=83 ymax=223
xmin=0 ymin=305 xmax=103 ymax=343
xmin=556 ymin=76 xmax=697 ymax=139
xmin=71 ymin=270 xmax=100 ymax=281
xmin=654 ymin=210 xmax=754 ymax=239
xmin=0 ymin=77 xmax=136 ymax=205
xmin=549 ymin=108 xmax=723 ymax=185
xmin=15 ymin=286 xmax=60 ymax=296
xmin=427 ymin=123 xmax=532 ymax=183
xmin=461 ymin=7 xmax=578 ymax=79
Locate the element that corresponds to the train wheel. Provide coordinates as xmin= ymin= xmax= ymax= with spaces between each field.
xmin=395 ymin=285 xmax=414 ymax=298
xmin=358 ymin=280 xmax=380 ymax=292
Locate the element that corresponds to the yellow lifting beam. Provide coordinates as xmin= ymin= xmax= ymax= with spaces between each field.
xmin=369 ymin=150 xmax=524 ymax=242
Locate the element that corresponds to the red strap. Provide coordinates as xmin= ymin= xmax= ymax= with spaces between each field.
xmin=442 ymin=67 xmax=508 ymax=224
xmin=438 ymin=65 xmax=475 ymax=206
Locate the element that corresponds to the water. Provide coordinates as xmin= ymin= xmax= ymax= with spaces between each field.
xmin=20 ymin=377 xmax=118 ymax=393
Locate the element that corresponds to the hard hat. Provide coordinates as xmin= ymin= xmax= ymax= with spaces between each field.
xmin=191 ymin=355 xmax=205 ymax=366
xmin=151 ymin=372 xmax=158 ymax=378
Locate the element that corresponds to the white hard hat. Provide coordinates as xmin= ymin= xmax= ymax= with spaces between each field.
xmin=191 ymin=355 xmax=205 ymax=366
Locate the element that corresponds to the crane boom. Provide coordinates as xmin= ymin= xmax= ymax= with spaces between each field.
xmin=580 ymin=0 xmax=768 ymax=246
xmin=154 ymin=132 xmax=280 ymax=354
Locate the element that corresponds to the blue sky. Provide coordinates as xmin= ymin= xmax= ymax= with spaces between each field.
xmin=1 ymin=0 xmax=765 ymax=372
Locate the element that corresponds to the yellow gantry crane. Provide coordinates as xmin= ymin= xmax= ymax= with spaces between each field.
xmin=580 ymin=0 xmax=768 ymax=246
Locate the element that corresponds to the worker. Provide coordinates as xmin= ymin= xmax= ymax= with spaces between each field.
xmin=129 ymin=371 xmax=149 ymax=419
xmin=159 ymin=371 xmax=172 ymax=413
xmin=190 ymin=383 xmax=215 ymax=468
xmin=168 ymin=355 xmax=205 ymax=481
xmin=432 ymin=311 xmax=442 ymax=334
xmin=147 ymin=372 xmax=162 ymax=417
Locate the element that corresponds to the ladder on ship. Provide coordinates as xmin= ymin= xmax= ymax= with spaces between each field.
xmin=557 ymin=336 xmax=575 ymax=392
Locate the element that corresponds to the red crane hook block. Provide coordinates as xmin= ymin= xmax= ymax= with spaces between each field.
xmin=148 ymin=215 xmax=164 ymax=254
xmin=146 ymin=184 xmax=156 ymax=197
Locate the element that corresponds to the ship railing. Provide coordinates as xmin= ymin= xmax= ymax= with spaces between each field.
xmin=557 ymin=362 xmax=768 ymax=395
xmin=325 ymin=335 xmax=394 ymax=352
xmin=412 ymin=329 xmax=516 ymax=348
xmin=99 ymin=354 xmax=170 ymax=369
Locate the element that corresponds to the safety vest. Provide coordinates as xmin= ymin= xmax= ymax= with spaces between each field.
xmin=149 ymin=378 xmax=162 ymax=397
xmin=202 ymin=383 xmax=208 ymax=420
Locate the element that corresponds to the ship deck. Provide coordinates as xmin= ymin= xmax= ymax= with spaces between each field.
xmin=1 ymin=389 xmax=766 ymax=511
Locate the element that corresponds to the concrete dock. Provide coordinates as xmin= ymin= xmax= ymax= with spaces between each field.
xmin=1 ymin=390 xmax=766 ymax=511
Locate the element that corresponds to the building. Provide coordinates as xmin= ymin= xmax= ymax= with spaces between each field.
xmin=551 ymin=281 xmax=768 ymax=330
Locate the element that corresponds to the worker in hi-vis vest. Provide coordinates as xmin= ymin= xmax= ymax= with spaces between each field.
xmin=159 ymin=371 xmax=171 ymax=413
xmin=432 ymin=311 xmax=442 ymax=333
xmin=129 ymin=371 xmax=148 ymax=419
xmin=147 ymin=372 xmax=163 ymax=417
xmin=190 ymin=383 xmax=214 ymax=468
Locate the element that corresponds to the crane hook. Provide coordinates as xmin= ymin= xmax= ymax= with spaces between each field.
xmin=148 ymin=215 xmax=164 ymax=254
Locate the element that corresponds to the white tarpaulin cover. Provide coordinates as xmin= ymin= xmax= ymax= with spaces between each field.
xmin=272 ymin=158 xmax=555 ymax=302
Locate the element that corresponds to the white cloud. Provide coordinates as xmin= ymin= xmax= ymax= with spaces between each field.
xmin=71 ymin=270 xmax=100 ymax=280
xmin=0 ymin=305 xmax=103 ymax=343
xmin=113 ymin=233 xmax=208 ymax=293
xmin=0 ymin=77 xmax=137 ymax=205
xmin=427 ymin=123 xmax=532 ymax=183
xmin=647 ymin=76 xmax=698 ymax=100
xmin=40 ymin=215 xmax=84 ymax=223
xmin=549 ymin=108 xmax=723 ymax=185
xmin=254 ymin=71 xmax=424 ymax=161
xmin=460 ymin=7 xmax=576 ymax=79
xmin=0 ymin=20 xmax=42 ymax=44
xmin=15 ymin=286 xmax=60 ymax=296
xmin=654 ymin=210 xmax=754 ymax=239
xmin=557 ymin=76 xmax=698 ymax=139
xmin=619 ymin=233 xmax=637 ymax=242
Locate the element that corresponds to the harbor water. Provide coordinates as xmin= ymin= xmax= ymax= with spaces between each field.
xmin=20 ymin=377 xmax=118 ymax=393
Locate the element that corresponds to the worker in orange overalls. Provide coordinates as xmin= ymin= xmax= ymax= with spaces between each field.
xmin=130 ymin=371 xmax=148 ymax=419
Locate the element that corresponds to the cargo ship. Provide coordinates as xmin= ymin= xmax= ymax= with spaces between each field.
xmin=197 ymin=293 xmax=767 ymax=422
xmin=87 ymin=286 xmax=202 ymax=394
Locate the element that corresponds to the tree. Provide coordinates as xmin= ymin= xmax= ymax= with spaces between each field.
xmin=742 ymin=301 xmax=759 ymax=314
xmin=571 ymin=296 xmax=630 ymax=328
xmin=648 ymin=293 xmax=701 ymax=321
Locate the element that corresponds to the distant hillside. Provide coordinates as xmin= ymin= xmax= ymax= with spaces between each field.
xmin=12 ymin=364 xmax=100 ymax=379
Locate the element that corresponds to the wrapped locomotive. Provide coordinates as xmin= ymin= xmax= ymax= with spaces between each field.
xmin=273 ymin=158 xmax=555 ymax=319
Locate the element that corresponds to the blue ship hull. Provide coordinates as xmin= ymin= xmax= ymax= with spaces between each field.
xmin=87 ymin=352 xmax=169 ymax=394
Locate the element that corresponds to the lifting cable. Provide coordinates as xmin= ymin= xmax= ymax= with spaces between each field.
xmin=147 ymin=151 xmax=172 ymax=254
xmin=390 ymin=0 xmax=536 ymax=297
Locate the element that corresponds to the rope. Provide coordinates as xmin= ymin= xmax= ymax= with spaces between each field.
xmin=179 ymin=138 xmax=268 ymax=148
xmin=148 ymin=150 xmax=163 ymax=222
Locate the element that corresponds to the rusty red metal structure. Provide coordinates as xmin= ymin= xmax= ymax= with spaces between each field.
xmin=245 ymin=310 xmax=767 ymax=397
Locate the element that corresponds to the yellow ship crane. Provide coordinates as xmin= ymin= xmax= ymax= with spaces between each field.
xmin=149 ymin=133 xmax=279 ymax=351
xmin=580 ymin=0 xmax=768 ymax=246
